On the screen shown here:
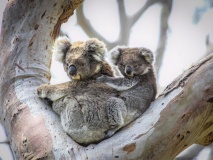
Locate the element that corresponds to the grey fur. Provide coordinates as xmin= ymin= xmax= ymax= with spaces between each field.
xmin=53 ymin=36 xmax=71 ymax=63
xmin=37 ymin=39 xmax=157 ymax=145
xmin=37 ymin=38 xmax=126 ymax=145
xmin=97 ymin=46 xmax=157 ymax=124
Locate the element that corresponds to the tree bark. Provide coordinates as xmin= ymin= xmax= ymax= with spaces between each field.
xmin=0 ymin=1 xmax=213 ymax=160
xmin=0 ymin=0 xmax=83 ymax=159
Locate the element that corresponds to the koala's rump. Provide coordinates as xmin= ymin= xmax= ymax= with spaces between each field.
xmin=119 ymin=84 xmax=155 ymax=123
xmin=57 ymin=83 xmax=117 ymax=145
xmin=75 ymin=83 xmax=117 ymax=128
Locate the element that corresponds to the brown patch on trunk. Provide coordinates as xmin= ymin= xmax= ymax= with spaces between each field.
xmin=34 ymin=24 xmax=39 ymax=30
xmin=197 ymin=131 xmax=213 ymax=146
xmin=28 ymin=34 xmax=36 ymax=47
xmin=12 ymin=106 xmax=53 ymax=159
xmin=123 ymin=143 xmax=136 ymax=154
xmin=41 ymin=11 xmax=46 ymax=19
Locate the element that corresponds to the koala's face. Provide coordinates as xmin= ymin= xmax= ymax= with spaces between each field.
xmin=53 ymin=37 xmax=106 ymax=80
xmin=111 ymin=47 xmax=154 ymax=77
xmin=63 ymin=42 xmax=103 ymax=80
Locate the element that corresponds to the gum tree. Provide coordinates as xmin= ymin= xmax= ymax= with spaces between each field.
xmin=0 ymin=0 xmax=212 ymax=159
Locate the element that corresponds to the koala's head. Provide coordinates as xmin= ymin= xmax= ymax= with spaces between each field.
xmin=109 ymin=46 xmax=154 ymax=77
xmin=53 ymin=37 xmax=107 ymax=80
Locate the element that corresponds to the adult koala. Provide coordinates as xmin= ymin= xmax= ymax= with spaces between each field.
xmin=37 ymin=37 xmax=126 ymax=145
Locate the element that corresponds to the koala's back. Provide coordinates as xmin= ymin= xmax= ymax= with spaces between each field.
xmin=75 ymin=82 xmax=117 ymax=126
xmin=119 ymin=69 xmax=157 ymax=123
xmin=53 ymin=81 xmax=118 ymax=144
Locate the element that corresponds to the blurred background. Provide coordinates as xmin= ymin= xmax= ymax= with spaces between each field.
xmin=0 ymin=0 xmax=213 ymax=159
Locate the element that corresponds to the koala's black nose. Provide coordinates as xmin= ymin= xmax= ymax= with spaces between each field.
xmin=125 ymin=66 xmax=132 ymax=75
xmin=69 ymin=65 xmax=77 ymax=76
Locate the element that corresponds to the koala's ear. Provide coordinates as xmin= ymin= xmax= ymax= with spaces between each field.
xmin=141 ymin=48 xmax=154 ymax=64
xmin=52 ymin=36 xmax=71 ymax=63
xmin=109 ymin=46 xmax=126 ymax=65
xmin=85 ymin=38 xmax=107 ymax=62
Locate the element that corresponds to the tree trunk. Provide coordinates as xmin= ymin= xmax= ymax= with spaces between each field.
xmin=0 ymin=1 xmax=213 ymax=160
xmin=0 ymin=0 xmax=83 ymax=159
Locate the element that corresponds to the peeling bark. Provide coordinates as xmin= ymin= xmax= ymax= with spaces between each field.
xmin=0 ymin=1 xmax=213 ymax=160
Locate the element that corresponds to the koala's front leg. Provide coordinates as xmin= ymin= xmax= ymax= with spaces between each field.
xmin=37 ymin=82 xmax=72 ymax=101
xmin=97 ymin=76 xmax=139 ymax=91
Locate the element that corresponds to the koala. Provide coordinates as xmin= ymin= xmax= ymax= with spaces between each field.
xmin=97 ymin=46 xmax=157 ymax=124
xmin=37 ymin=37 xmax=127 ymax=145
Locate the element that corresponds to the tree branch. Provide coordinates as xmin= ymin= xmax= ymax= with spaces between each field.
xmin=0 ymin=0 xmax=83 ymax=159
xmin=76 ymin=0 xmax=159 ymax=49
xmin=116 ymin=0 xmax=128 ymax=45
xmin=117 ymin=0 xmax=127 ymax=25
xmin=155 ymin=0 xmax=172 ymax=76
xmin=76 ymin=4 xmax=112 ymax=47
xmin=128 ymin=0 xmax=158 ymax=27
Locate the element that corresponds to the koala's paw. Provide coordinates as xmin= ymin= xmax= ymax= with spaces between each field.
xmin=96 ymin=75 xmax=109 ymax=83
xmin=37 ymin=84 xmax=50 ymax=98
xmin=105 ymin=129 xmax=116 ymax=138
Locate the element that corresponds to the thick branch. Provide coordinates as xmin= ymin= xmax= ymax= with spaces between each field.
xmin=0 ymin=0 xmax=82 ymax=159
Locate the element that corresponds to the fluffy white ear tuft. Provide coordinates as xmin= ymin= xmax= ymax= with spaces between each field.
xmin=109 ymin=46 xmax=126 ymax=64
xmin=52 ymin=36 xmax=71 ymax=63
xmin=85 ymin=38 xmax=107 ymax=62
xmin=141 ymin=48 xmax=154 ymax=64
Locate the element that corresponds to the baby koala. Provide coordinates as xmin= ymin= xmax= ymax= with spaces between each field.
xmin=97 ymin=46 xmax=157 ymax=124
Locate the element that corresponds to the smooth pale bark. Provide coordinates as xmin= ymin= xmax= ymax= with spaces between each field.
xmin=0 ymin=0 xmax=213 ymax=160
xmin=0 ymin=0 xmax=83 ymax=159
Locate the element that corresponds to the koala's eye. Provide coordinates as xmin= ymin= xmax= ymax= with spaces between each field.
xmin=134 ymin=64 xmax=139 ymax=68
xmin=80 ymin=63 xmax=85 ymax=67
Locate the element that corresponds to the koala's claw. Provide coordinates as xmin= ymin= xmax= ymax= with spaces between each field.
xmin=105 ymin=129 xmax=116 ymax=138
xmin=37 ymin=84 xmax=50 ymax=98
